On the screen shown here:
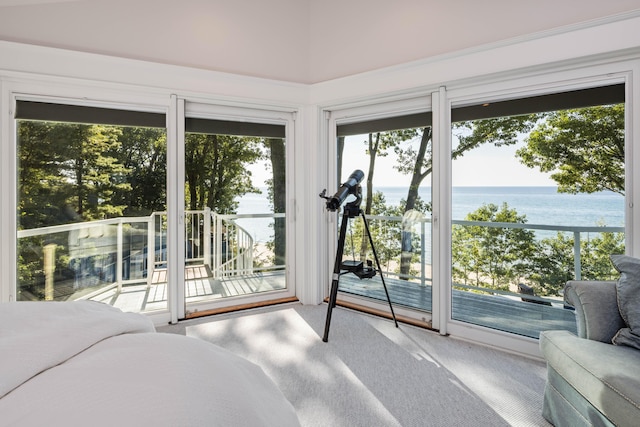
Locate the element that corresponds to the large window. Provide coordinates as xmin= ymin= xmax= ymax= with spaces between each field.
xmin=332 ymin=110 xmax=434 ymax=317
xmin=181 ymin=106 xmax=294 ymax=315
xmin=450 ymin=84 xmax=626 ymax=338
xmin=15 ymin=101 xmax=168 ymax=312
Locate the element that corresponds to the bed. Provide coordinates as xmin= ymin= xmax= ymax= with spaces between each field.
xmin=0 ymin=300 xmax=300 ymax=426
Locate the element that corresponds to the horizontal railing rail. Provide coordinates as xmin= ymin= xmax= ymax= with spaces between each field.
xmin=344 ymin=214 xmax=624 ymax=297
xmin=16 ymin=210 xmax=261 ymax=298
xmin=452 ymin=220 xmax=624 ymax=281
xmin=16 ymin=209 xmax=622 ymax=302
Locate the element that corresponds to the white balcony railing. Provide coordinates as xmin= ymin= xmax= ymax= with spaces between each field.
xmin=16 ymin=210 xmax=623 ymax=302
xmin=343 ymin=214 xmax=623 ymax=286
xmin=16 ymin=209 xmax=259 ymax=300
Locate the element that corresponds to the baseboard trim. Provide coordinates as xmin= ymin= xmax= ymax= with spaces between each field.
xmin=324 ymin=297 xmax=437 ymax=332
xmin=185 ymin=296 xmax=299 ymax=319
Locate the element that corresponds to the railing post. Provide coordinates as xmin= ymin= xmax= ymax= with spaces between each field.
xmin=421 ymin=220 xmax=426 ymax=286
xmin=147 ymin=214 xmax=155 ymax=286
xmin=214 ymin=213 xmax=222 ymax=277
xmin=185 ymin=212 xmax=191 ymax=263
xmin=236 ymin=226 xmax=242 ymax=274
xmin=247 ymin=230 xmax=254 ymax=274
xmin=43 ymin=243 xmax=56 ymax=301
xmin=117 ymin=219 xmax=123 ymax=292
xmin=204 ymin=207 xmax=211 ymax=267
xmin=574 ymin=231 xmax=582 ymax=280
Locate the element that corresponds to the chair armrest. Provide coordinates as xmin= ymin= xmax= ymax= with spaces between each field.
xmin=564 ymin=280 xmax=625 ymax=343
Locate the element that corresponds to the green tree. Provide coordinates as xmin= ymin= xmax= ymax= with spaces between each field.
xmin=18 ymin=121 xmax=130 ymax=225
xmin=347 ymin=192 xmax=429 ymax=274
xmin=447 ymin=104 xmax=625 ymax=196
xmin=360 ymin=130 xmax=418 ymax=259
xmin=18 ymin=121 xmax=72 ymax=229
xmin=346 ymin=192 xmax=401 ymax=271
xmin=114 ymin=127 xmax=167 ymax=215
xmin=452 ymin=203 xmax=537 ymax=291
xmin=527 ymin=232 xmax=575 ymax=296
xmin=393 ymin=128 xmax=431 ymax=277
xmin=64 ymin=124 xmax=130 ymax=220
xmin=184 ymin=133 xmax=261 ymax=213
xmin=529 ymin=229 xmax=624 ymax=296
xmin=517 ymin=105 xmax=625 ymax=195
xmin=265 ymin=138 xmax=286 ymax=266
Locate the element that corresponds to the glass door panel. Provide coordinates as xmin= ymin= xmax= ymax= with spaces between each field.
xmin=183 ymin=116 xmax=288 ymax=308
xmin=450 ymin=84 xmax=625 ymax=338
xmin=335 ymin=112 xmax=433 ymax=314
xmin=15 ymin=101 xmax=167 ymax=313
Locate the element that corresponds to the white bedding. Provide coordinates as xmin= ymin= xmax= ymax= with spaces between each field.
xmin=0 ymin=301 xmax=300 ymax=427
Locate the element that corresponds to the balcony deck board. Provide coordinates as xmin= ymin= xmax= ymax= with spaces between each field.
xmin=102 ymin=266 xmax=576 ymax=339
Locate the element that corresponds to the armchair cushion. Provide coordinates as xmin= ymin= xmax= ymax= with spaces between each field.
xmin=564 ymin=280 xmax=624 ymax=343
xmin=610 ymin=254 xmax=640 ymax=350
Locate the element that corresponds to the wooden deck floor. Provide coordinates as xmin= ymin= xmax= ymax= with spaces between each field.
xmin=101 ymin=266 xmax=577 ymax=339
xmin=337 ymin=273 xmax=577 ymax=339
xmin=95 ymin=267 xmax=288 ymax=312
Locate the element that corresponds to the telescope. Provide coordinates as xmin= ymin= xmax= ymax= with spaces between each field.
xmin=320 ymin=169 xmax=365 ymax=211
xmin=319 ymin=167 xmax=398 ymax=342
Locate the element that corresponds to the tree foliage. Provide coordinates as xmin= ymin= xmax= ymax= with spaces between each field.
xmin=517 ymin=105 xmax=625 ymax=195
xmin=184 ymin=133 xmax=261 ymax=213
xmin=18 ymin=121 xmax=130 ymax=228
xmin=452 ymin=204 xmax=624 ymax=296
xmin=453 ymin=115 xmax=538 ymax=158
xmin=452 ymin=203 xmax=537 ymax=291
xmin=528 ymin=229 xmax=624 ymax=296
xmin=358 ymin=130 xmax=418 ymax=258
xmin=114 ymin=127 xmax=167 ymax=215
xmin=345 ymin=191 xmax=429 ymax=274
xmin=265 ymin=138 xmax=287 ymax=265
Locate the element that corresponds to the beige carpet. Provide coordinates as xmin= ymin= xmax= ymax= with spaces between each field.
xmin=158 ymin=303 xmax=551 ymax=426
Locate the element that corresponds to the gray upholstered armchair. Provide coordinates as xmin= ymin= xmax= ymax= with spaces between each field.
xmin=539 ymin=280 xmax=640 ymax=426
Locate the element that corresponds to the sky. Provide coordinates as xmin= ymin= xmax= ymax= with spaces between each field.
xmin=340 ymin=134 xmax=555 ymax=187
xmin=247 ymin=132 xmax=556 ymax=188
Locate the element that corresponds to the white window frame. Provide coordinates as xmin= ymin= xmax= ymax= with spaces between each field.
xmin=322 ymin=93 xmax=435 ymax=325
xmin=0 ymin=78 xmax=172 ymax=322
xmin=443 ymin=60 xmax=639 ymax=357
xmin=0 ymin=76 xmax=302 ymax=325
xmin=180 ymin=99 xmax=299 ymax=318
xmin=319 ymin=58 xmax=639 ymax=358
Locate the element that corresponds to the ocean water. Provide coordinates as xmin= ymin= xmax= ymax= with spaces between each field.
xmin=236 ymin=186 xmax=625 ymax=243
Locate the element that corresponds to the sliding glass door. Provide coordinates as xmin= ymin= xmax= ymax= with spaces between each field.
xmin=15 ymin=100 xmax=168 ymax=312
xmin=181 ymin=103 xmax=295 ymax=315
xmin=11 ymin=95 xmax=297 ymax=319
xmin=329 ymin=103 xmax=434 ymax=321
xmin=449 ymin=84 xmax=626 ymax=338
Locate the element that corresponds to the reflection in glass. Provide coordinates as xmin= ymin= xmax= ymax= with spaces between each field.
xmin=16 ymin=106 xmax=167 ymax=312
xmin=450 ymin=86 xmax=625 ymax=338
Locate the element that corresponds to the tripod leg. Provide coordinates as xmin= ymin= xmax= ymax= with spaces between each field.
xmin=323 ymin=212 xmax=350 ymax=342
xmin=361 ymin=212 xmax=399 ymax=327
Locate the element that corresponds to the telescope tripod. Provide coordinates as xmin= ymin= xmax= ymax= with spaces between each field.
xmin=322 ymin=199 xmax=398 ymax=342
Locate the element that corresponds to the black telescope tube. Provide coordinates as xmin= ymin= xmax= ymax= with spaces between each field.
xmin=326 ymin=169 xmax=364 ymax=211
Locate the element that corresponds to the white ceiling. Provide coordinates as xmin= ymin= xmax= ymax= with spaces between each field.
xmin=0 ymin=0 xmax=639 ymax=84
